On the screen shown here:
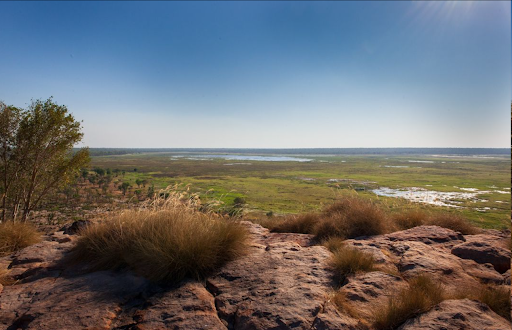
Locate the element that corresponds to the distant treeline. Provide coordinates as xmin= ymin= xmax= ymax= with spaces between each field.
xmin=83 ymin=148 xmax=511 ymax=157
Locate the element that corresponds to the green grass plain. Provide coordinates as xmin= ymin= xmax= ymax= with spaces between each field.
xmin=90 ymin=152 xmax=511 ymax=229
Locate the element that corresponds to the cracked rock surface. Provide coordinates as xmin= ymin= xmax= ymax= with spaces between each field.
xmin=0 ymin=222 xmax=510 ymax=330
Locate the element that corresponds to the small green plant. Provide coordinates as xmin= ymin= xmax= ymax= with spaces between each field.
xmin=0 ymin=221 xmax=41 ymax=256
xmin=373 ymin=275 xmax=444 ymax=330
xmin=330 ymin=245 xmax=375 ymax=285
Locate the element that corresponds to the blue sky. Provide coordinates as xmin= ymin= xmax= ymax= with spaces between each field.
xmin=0 ymin=1 xmax=510 ymax=148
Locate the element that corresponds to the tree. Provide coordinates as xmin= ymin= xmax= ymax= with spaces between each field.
xmin=0 ymin=98 xmax=90 ymax=222
xmin=119 ymin=182 xmax=131 ymax=195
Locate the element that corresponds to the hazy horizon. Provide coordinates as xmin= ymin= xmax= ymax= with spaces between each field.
xmin=1 ymin=1 xmax=510 ymax=148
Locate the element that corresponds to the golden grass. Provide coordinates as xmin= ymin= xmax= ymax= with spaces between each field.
xmin=0 ymin=221 xmax=41 ymax=256
xmin=272 ymin=213 xmax=320 ymax=234
xmin=373 ymin=275 xmax=444 ymax=330
xmin=331 ymin=290 xmax=367 ymax=325
xmin=329 ymin=244 xmax=375 ymax=285
xmin=315 ymin=196 xmax=390 ymax=240
xmin=0 ymin=266 xmax=14 ymax=286
xmin=392 ymin=209 xmax=428 ymax=230
xmin=69 ymin=187 xmax=248 ymax=283
xmin=428 ymin=213 xmax=479 ymax=235
xmin=452 ymin=284 xmax=511 ymax=320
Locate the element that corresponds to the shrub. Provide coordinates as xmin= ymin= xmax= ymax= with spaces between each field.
xmin=393 ymin=210 xmax=428 ymax=230
xmin=330 ymin=245 xmax=375 ymax=285
xmin=428 ymin=213 xmax=478 ymax=235
xmin=272 ymin=213 xmax=320 ymax=234
xmin=373 ymin=275 xmax=444 ymax=330
xmin=69 ymin=189 xmax=248 ymax=283
xmin=0 ymin=222 xmax=40 ymax=256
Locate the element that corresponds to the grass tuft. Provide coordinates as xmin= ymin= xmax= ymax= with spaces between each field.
xmin=316 ymin=196 xmax=390 ymax=240
xmin=69 ymin=188 xmax=248 ymax=283
xmin=272 ymin=213 xmax=320 ymax=234
xmin=373 ymin=275 xmax=444 ymax=330
xmin=428 ymin=213 xmax=478 ymax=235
xmin=392 ymin=209 xmax=428 ymax=230
xmin=0 ymin=222 xmax=41 ymax=256
xmin=329 ymin=245 xmax=375 ymax=285
xmin=453 ymin=284 xmax=511 ymax=320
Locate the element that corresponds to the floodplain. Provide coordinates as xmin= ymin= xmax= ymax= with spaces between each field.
xmin=90 ymin=149 xmax=511 ymax=229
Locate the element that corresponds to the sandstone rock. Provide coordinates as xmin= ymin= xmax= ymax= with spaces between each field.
xmin=60 ymin=219 xmax=91 ymax=235
xmin=119 ymin=282 xmax=226 ymax=330
xmin=503 ymin=269 xmax=510 ymax=285
xmin=0 ymin=271 xmax=149 ymax=330
xmin=338 ymin=271 xmax=407 ymax=322
xmin=397 ymin=241 xmax=479 ymax=289
xmin=398 ymin=299 xmax=511 ymax=330
xmin=385 ymin=226 xmax=465 ymax=247
xmin=451 ymin=241 xmax=511 ymax=273
xmin=205 ymin=222 xmax=359 ymax=330
xmin=459 ymin=259 xmax=505 ymax=284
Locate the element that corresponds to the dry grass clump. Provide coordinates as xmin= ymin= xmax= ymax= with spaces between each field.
xmin=69 ymin=188 xmax=248 ymax=283
xmin=272 ymin=213 xmax=320 ymax=234
xmin=316 ymin=196 xmax=390 ymax=241
xmin=0 ymin=221 xmax=41 ymax=256
xmin=329 ymin=244 xmax=375 ymax=285
xmin=0 ymin=266 xmax=14 ymax=285
xmin=453 ymin=284 xmax=511 ymax=320
xmin=322 ymin=236 xmax=345 ymax=253
xmin=392 ymin=209 xmax=428 ymax=230
xmin=428 ymin=213 xmax=478 ymax=235
xmin=267 ymin=196 xmax=390 ymax=241
xmin=374 ymin=275 xmax=444 ymax=330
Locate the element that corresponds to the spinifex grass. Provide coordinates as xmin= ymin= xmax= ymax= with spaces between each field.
xmin=0 ymin=221 xmax=40 ymax=256
xmin=69 ymin=187 xmax=248 ymax=283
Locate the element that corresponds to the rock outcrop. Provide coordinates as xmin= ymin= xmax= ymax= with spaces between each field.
xmin=0 ymin=223 xmax=510 ymax=330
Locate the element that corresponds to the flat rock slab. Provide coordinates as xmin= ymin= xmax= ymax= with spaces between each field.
xmin=398 ymin=299 xmax=511 ymax=330
xmin=206 ymin=222 xmax=360 ymax=330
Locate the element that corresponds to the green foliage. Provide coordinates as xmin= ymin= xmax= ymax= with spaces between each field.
xmin=0 ymin=98 xmax=90 ymax=221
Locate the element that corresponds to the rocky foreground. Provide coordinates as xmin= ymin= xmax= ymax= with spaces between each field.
xmin=0 ymin=221 xmax=510 ymax=330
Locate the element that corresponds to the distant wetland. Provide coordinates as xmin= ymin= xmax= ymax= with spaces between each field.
xmin=91 ymin=149 xmax=511 ymax=229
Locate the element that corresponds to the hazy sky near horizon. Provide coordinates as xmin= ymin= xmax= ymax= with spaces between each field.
xmin=0 ymin=1 xmax=510 ymax=148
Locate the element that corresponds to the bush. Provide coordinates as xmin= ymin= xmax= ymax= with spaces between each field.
xmin=272 ymin=213 xmax=320 ymax=234
xmin=393 ymin=210 xmax=427 ymax=230
xmin=374 ymin=275 xmax=444 ymax=330
xmin=0 ymin=222 xmax=40 ymax=256
xmin=69 ymin=189 xmax=248 ymax=283
xmin=330 ymin=245 xmax=375 ymax=285
xmin=428 ymin=213 xmax=478 ymax=235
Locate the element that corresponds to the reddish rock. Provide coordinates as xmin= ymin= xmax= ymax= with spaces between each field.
xmin=385 ymin=226 xmax=465 ymax=247
xmin=398 ymin=299 xmax=511 ymax=330
xmin=451 ymin=241 xmax=511 ymax=273
xmin=338 ymin=271 xmax=407 ymax=322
